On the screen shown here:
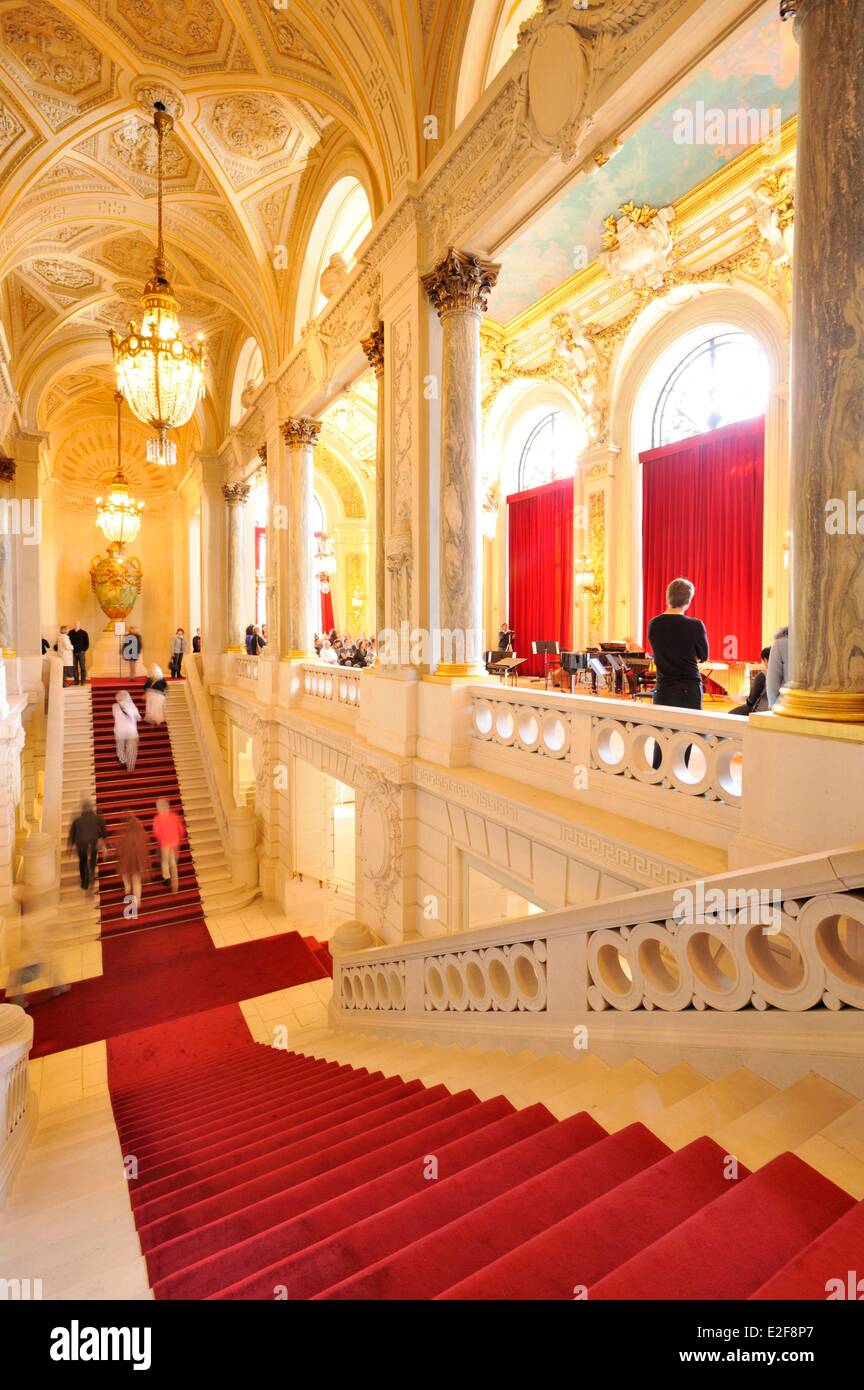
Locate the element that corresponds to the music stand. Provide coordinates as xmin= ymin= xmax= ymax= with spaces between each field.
xmin=488 ymin=655 xmax=525 ymax=686
xmin=532 ymin=640 xmax=561 ymax=689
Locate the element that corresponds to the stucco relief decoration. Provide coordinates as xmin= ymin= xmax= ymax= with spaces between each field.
xmin=358 ymin=768 xmax=402 ymax=916
xmin=117 ymin=0 xmax=223 ymax=56
xmin=0 ymin=103 xmax=25 ymax=157
xmin=599 ymin=201 xmax=676 ymax=290
xmin=754 ymin=167 xmax=795 ymax=267
xmin=111 ymin=118 xmax=189 ymax=178
xmin=551 ymin=310 xmax=610 ymax=442
xmin=210 ymin=95 xmax=294 ymax=159
xmin=31 ymin=258 xmax=95 ymax=290
xmin=2 ymin=3 xmax=102 ymax=93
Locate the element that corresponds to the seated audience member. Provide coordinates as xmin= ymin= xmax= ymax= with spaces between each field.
xmin=249 ymin=624 xmax=266 ymax=655
xmin=244 ymin=624 xmax=255 ymax=655
xmin=319 ymin=638 xmax=338 ymax=664
xmin=314 ymin=634 xmax=323 ymax=655
xmin=766 ymin=626 xmax=789 ymax=709
xmin=730 ymin=647 xmax=771 ymax=716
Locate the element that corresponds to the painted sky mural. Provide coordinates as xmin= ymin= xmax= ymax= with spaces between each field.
xmin=490 ymin=12 xmax=799 ymax=325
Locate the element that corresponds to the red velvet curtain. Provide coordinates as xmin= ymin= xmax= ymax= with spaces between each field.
xmin=507 ymin=477 xmax=574 ymax=676
xmin=641 ymin=417 xmax=764 ymax=663
xmin=320 ymin=588 xmax=335 ymax=635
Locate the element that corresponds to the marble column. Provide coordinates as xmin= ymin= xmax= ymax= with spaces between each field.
xmin=281 ymin=417 xmax=321 ymax=658
xmin=0 ymin=458 xmax=14 ymax=654
xmin=222 ymin=482 xmax=250 ymax=651
xmin=422 ymin=248 xmax=500 ymax=677
xmin=361 ymin=323 xmax=385 ymax=639
xmin=775 ymin=0 xmax=864 ymax=721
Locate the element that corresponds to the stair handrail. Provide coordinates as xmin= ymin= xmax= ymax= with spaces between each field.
xmin=183 ymin=655 xmax=258 ymax=889
xmin=40 ymin=655 xmax=64 ymax=878
xmin=0 ymin=1003 xmax=36 ymax=1209
xmin=331 ymin=842 xmax=864 ymax=1020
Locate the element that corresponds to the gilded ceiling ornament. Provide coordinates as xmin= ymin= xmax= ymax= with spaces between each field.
xmin=361 ymin=323 xmax=385 ymax=377
xmin=2 ymin=2 xmax=102 ymax=95
xmin=281 ymin=417 xmax=321 ymax=449
xmin=133 ymin=83 xmax=184 ymax=119
xmin=0 ymin=103 xmax=25 ymax=156
xmin=754 ymin=167 xmax=795 ymax=265
xmin=116 ymin=0 xmax=223 ymax=58
xmin=422 ymin=248 xmax=501 ymax=317
xmin=31 ymin=258 xmax=94 ymax=289
xmin=599 ymin=203 xmax=676 ymax=289
xmin=208 ymin=93 xmax=296 ymax=160
xmin=110 ymin=118 xmax=189 ymax=178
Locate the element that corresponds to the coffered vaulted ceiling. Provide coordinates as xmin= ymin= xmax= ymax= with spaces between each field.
xmin=0 ymin=0 xmax=472 ymax=475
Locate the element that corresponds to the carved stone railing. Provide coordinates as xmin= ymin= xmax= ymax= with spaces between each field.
xmin=0 ymin=1004 xmax=36 ymax=1208
xmin=40 ymin=655 xmax=64 ymax=880
xmin=301 ymin=662 xmax=362 ymax=717
xmin=236 ymin=656 xmax=259 ymax=686
xmin=332 ymin=846 xmax=864 ymax=1029
xmin=468 ymin=687 xmax=744 ymax=848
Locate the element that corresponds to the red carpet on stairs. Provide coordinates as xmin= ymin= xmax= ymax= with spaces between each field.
xmin=89 ymin=678 xmax=203 ymax=937
xmin=25 ymin=921 xmax=327 ymax=1057
xmin=102 ymin=1013 xmax=864 ymax=1301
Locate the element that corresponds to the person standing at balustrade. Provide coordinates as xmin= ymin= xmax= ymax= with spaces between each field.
xmin=647 ymin=578 xmax=708 ymax=769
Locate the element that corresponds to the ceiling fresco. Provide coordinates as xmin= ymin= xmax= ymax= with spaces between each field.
xmin=491 ymin=12 xmax=799 ymax=325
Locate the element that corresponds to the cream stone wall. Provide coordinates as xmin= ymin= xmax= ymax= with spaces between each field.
xmin=49 ymin=501 xmax=186 ymax=666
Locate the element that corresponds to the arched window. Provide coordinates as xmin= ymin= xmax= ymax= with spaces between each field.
xmin=651 ymin=330 xmax=769 ymax=448
xmin=295 ymin=177 xmax=372 ymax=334
xmin=230 ymin=337 xmax=264 ymax=427
xmin=516 ymin=409 xmax=585 ymax=492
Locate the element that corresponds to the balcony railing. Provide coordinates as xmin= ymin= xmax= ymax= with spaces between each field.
xmin=301 ymin=662 xmax=362 ymax=714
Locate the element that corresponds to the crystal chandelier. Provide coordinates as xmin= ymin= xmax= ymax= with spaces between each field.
xmin=108 ymin=102 xmax=205 ymax=467
xmin=96 ymin=391 xmax=144 ymax=550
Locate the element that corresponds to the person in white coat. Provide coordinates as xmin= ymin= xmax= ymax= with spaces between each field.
xmin=56 ymin=626 xmax=74 ymax=685
xmin=113 ymin=690 xmax=141 ymax=771
xmin=319 ymin=638 xmax=338 ymax=664
xmin=144 ymin=664 xmax=168 ymax=725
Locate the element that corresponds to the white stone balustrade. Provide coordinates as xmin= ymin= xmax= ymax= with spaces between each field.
xmin=468 ymin=686 xmax=744 ymax=852
xmin=301 ymin=662 xmax=362 ymax=715
xmin=0 ymin=1003 xmax=35 ymax=1208
xmin=332 ymin=847 xmax=864 ymax=1028
xmin=236 ymin=656 xmax=259 ymax=686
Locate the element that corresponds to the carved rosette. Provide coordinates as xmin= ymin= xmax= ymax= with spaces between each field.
xmin=281 ymin=417 xmax=321 ymax=450
xmin=422 ymin=248 xmax=501 ymax=318
xmin=222 ymin=482 xmax=251 ymax=506
xmin=361 ymin=322 xmax=385 ymax=377
xmin=0 ymin=456 xmax=15 ymax=483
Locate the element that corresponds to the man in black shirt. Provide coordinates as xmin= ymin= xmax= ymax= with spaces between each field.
xmin=647 ymin=578 xmax=708 ymax=770
xmin=69 ymin=620 xmax=89 ymax=685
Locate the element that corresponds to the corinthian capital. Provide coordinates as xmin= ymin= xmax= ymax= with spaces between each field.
xmin=422 ymin=248 xmax=501 ymax=318
xmin=361 ymin=323 xmax=385 ymax=376
xmin=222 ymin=482 xmax=251 ymax=505
xmin=281 ymin=416 xmax=322 ymax=449
xmin=0 ymin=455 xmax=15 ymax=483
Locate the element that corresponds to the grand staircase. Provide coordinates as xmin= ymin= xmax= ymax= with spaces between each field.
xmin=89 ymin=679 xmax=205 ymax=935
xmin=58 ymin=686 xmax=100 ymax=943
xmin=109 ymin=1015 xmax=864 ymax=1301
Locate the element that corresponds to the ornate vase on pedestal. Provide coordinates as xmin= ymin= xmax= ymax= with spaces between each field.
xmin=89 ymin=542 xmax=143 ymax=626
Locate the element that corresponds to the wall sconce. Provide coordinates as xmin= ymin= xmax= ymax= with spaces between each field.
xmin=575 ymin=553 xmax=598 ymax=593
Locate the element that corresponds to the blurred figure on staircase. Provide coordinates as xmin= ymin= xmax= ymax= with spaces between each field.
xmin=6 ymin=903 xmax=71 ymax=1007
xmin=169 ymin=627 xmax=187 ymax=679
xmin=113 ymin=689 xmax=140 ymax=771
xmin=152 ymin=798 xmax=184 ymax=893
xmin=55 ymin=626 xmax=74 ymax=685
xmin=116 ymin=813 xmax=150 ymax=914
xmin=192 ymin=628 xmax=202 ymax=653
xmin=123 ymin=625 xmax=143 ymax=679
xmin=68 ymin=796 xmax=108 ymax=894
xmin=143 ymin=664 xmax=168 ymax=725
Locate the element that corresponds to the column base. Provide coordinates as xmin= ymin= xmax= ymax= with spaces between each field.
xmin=226 ymin=645 xmax=244 ymax=654
xmin=774 ymin=685 xmax=864 ymax=723
xmin=425 ymin=662 xmax=487 ymax=683
xmin=281 ymin=650 xmax=314 ymax=661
